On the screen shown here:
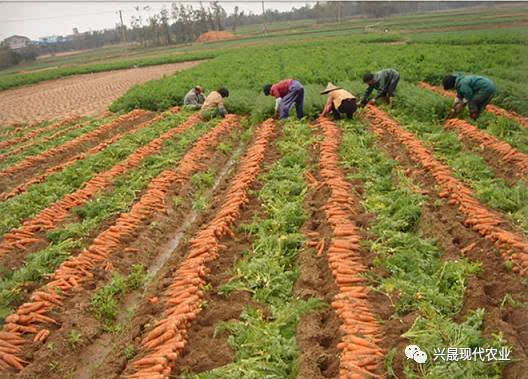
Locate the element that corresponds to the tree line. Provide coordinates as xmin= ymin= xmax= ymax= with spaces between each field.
xmin=1 ymin=1 xmax=508 ymax=70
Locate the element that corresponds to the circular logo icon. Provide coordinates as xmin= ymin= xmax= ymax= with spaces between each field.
xmin=405 ymin=345 xmax=428 ymax=364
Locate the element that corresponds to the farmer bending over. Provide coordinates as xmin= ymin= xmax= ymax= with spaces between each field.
xmin=320 ymin=82 xmax=357 ymax=119
xmin=359 ymin=68 xmax=400 ymax=106
xmin=183 ymin=85 xmax=205 ymax=110
xmin=443 ymin=73 xmax=496 ymax=120
xmin=200 ymin=88 xmax=229 ymax=119
xmin=263 ymin=79 xmax=304 ymax=119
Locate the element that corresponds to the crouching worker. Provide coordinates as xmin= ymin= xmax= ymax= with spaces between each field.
xmin=263 ymin=79 xmax=304 ymax=119
xmin=200 ymin=88 xmax=229 ymax=119
xmin=320 ymin=82 xmax=357 ymax=119
xmin=443 ymin=73 xmax=496 ymax=120
xmin=183 ymin=85 xmax=205 ymax=110
xmin=359 ymin=68 xmax=400 ymax=106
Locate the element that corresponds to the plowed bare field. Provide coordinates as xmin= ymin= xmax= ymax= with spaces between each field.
xmin=0 ymin=61 xmax=202 ymax=124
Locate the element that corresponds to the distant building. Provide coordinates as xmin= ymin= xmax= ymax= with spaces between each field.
xmin=2 ymin=35 xmax=32 ymax=50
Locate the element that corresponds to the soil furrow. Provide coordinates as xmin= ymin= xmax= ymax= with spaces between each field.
xmin=418 ymin=81 xmax=528 ymax=128
xmin=364 ymin=105 xmax=528 ymax=275
xmin=0 ymin=108 xmax=177 ymax=202
xmin=362 ymin=110 xmax=528 ymax=378
xmin=0 ymin=109 xmax=151 ymax=192
xmin=0 ymin=115 xmax=240 ymax=372
xmin=315 ymin=116 xmax=385 ymax=378
xmin=295 ymin=122 xmax=341 ymax=379
xmin=0 ymin=110 xmax=194 ymax=263
xmin=124 ymin=119 xmax=275 ymax=378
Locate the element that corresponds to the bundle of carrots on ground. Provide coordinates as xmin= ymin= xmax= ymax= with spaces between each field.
xmin=125 ymin=118 xmax=274 ymax=379
xmin=418 ymin=81 xmax=528 ymax=128
xmin=0 ymin=109 xmax=148 ymax=180
xmin=316 ymin=116 xmax=385 ymax=379
xmin=0 ymin=114 xmax=238 ymax=372
xmin=0 ymin=107 xmax=179 ymax=202
xmin=363 ymin=105 xmax=528 ymax=276
xmin=444 ymin=118 xmax=528 ymax=174
xmin=0 ymin=109 xmax=190 ymax=258
xmin=0 ymin=115 xmax=80 ymax=151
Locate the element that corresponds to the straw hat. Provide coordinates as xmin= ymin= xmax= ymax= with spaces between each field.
xmin=320 ymin=82 xmax=341 ymax=94
xmin=195 ymin=85 xmax=203 ymax=92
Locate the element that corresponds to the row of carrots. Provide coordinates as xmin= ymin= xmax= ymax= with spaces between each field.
xmin=363 ymin=105 xmax=528 ymax=276
xmin=0 ymin=114 xmax=239 ymax=372
xmin=0 ymin=116 xmax=84 ymax=163
xmin=444 ymin=118 xmax=528 ymax=175
xmin=0 ymin=109 xmax=148 ymax=181
xmin=0 ymin=115 xmax=80 ymax=151
xmin=0 ymin=106 xmax=180 ymax=202
xmin=0 ymin=120 xmax=43 ymax=139
xmin=0 ymin=108 xmax=187 ymax=259
xmin=125 ymin=117 xmax=274 ymax=379
xmin=417 ymin=81 xmax=528 ymax=129
xmin=316 ymin=116 xmax=385 ymax=379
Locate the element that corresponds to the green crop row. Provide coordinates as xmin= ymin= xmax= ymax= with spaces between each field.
xmin=386 ymin=83 xmax=528 ymax=236
xmin=0 ymin=117 xmax=214 ymax=322
xmin=189 ymin=120 xmax=321 ymax=378
xmin=0 ymin=112 xmax=187 ymax=237
xmin=0 ymin=116 xmax=107 ymax=171
xmin=111 ymin=38 xmax=527 ymax=117
xmin=339 ymin=119 xmax=508 ymax=378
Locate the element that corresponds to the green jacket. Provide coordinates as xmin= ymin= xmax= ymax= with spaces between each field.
xmin=455 ymin=74 xmax=496 ymax=101
xmin=362 ymin=68 xmax=400 ymax=102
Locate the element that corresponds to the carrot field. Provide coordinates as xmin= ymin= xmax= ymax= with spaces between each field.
xmin=1 ymin=8 xmax=528 ymax=379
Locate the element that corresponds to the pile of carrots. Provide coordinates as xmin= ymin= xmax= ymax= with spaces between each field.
xmin=418 ymin=81 xmax=528 ymax=129
xmin=0 ymin=109 xmax=148 ymax=181
xmin=445 ymin=118 xmax=528 ymax=175
xmin=0 ymin=117 xmax=85 ymax=163
xmin=0 ymin=107 xmax=180 ymax=202
xmin=316 ymin=116 xmax=385 ymax=379
xmin=0 ymin=115 xmax=80 ymax=151
xmin=363 ymin=106 xmax=528 ymax=276
xmin=0 ymin=109 xmax=190 ymax=258
xmin=0 ymin=115 xmax=239 ymax=372
xmin=125 ymin=118 xmax=274 ymax=379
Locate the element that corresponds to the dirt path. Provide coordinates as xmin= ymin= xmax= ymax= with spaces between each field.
xmin=0 ymin=61 xmax=202 ymax=123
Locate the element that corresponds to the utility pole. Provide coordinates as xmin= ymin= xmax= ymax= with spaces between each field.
xmin=118 ymin=10 xmax=127 ymax=42
xmin=261 ymin=1 xmax=268 ymax=35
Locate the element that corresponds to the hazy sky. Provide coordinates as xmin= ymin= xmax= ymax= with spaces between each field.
xmin=0 ymin=1 xmax=305 ymax=41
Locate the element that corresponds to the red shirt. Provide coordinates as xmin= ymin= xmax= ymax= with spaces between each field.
xmin=270 ymin=79 xmax=293 ymax=98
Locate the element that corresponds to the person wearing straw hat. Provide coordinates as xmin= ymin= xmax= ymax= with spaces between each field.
xmin=183 ymin=85 xmax=205 ymax=110
xmin=320 ymin=82 xmax=357 ymax=119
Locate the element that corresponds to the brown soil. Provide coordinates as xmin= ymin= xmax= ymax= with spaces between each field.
xmin=0 ymin=61 xmax=202 ymax=124
xmin=371 ymin=123 xmax=528 ymax=378
xmin=7 ymin=124 xmax=242 ymax=378
xmin=196 ymin=31 xmax=236 ymax=43
xmin=295 ymin=134 xmax=341 ymax=379
xmin=0 ymin=112 xmax=153 ymax=196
